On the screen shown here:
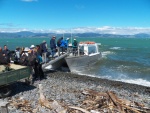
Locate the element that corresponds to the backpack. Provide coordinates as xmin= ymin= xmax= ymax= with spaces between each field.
xmin=19 ymin=54 xmax=28 ymax=66
xmin=40 ymin=43 xmax=44 ymax=52
xmin=74 ymin=41 xmax=77 ymax=46
xmin=57 ymin=38 xmax=62 ymax=47
xmin=27 ymin=53 xmax=37 ymax=66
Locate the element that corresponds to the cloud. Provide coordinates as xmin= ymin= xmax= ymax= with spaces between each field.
xmin=71 ymin=26 xmax=150 ymax=35
xmin=21 ymin=0 xmax=38 ymax=2
xmin=0 ymin=28 xmax=28 ymax=33
xmin=0 ymin=23 xmax=18 ymax=27
xmin=0 ymin=26 xmax=150 ymax=35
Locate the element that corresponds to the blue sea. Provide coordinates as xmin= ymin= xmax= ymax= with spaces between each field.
xmin=0 ymin=37 xmax=150 ymax=87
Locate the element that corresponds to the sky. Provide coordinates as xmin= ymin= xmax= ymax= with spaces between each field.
xmin=0 ymin=0 xmax=150 ymax=35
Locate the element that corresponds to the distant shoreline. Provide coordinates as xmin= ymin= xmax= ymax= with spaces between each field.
xmin=1 ymin=31 xmax=150 ymax=38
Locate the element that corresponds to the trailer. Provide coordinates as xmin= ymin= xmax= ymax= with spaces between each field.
xmin=0 ymin=64 xmax=31 ymax=98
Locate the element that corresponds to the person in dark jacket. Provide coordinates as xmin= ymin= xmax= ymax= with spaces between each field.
xmin=72 ymin=39 xmax=78 ymax=56
xmin=40 ymin=40 xmax=47 ymax=63
xmin=50 ymin=36 xmax=56 ymax=58
xmin=57 ymin=37 xmax=63 ymax=56
xmin=36 ymin=45 xmax=45 ymax=80
xmin=0 ymin=47 xmax=8 ymax=65
xmin=2 ymin=45 xmax=10 ymax=63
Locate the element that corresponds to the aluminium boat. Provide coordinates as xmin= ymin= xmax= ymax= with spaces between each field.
xmin=65 ymin=41 xmax=102 ymax=73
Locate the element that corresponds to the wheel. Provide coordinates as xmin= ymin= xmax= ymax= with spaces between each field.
xmin=0 ymin=86 xmax=12 ymax=98
xmin=25 ymin=78 xmax=31 ymax=85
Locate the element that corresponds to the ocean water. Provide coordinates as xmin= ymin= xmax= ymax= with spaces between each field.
xmin=0 ymin=37 xmax=150 ymax=87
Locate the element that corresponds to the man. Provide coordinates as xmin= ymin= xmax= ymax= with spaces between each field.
xmin=50 ymin=36 xmax=56 ymax=58
xmin=64 ymin=38 xmax=70 ymax=52
xmin=72 ymin=38 xmax=78 ymax=56
xmin=35 ymin=45 xmax=45 ymax=80
xmin=2 ymin=45 xmax=10 ymax=63
xmin=57 ymin=37 xmax=63 ymax=56
xmin=40 ymin=40 xmax=47 ymax=63
xmin=0 ymin=47 xmax=8 ymax=65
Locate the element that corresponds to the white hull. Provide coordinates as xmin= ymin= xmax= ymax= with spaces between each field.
xmin=65 ymin=52 xmax=102 ymax=73
xmin=42 ymin=53 xmax=68 ymax=71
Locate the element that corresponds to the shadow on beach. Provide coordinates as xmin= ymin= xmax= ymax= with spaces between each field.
xmin=8 ymin=81 xmax=36 ymax=97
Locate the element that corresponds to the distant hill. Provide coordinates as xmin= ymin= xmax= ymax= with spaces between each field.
xmin=0 ymin=31 xmax=150 ymax=38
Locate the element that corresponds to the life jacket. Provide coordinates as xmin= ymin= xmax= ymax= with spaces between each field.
xmin=57 ymin=38 xmax=62 ymax=47
xmin=73 ymin=41 xmax=77 ymax=46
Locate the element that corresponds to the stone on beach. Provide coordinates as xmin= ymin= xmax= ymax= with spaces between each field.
xmin=0 ymin=71 xmax=150 ymax=113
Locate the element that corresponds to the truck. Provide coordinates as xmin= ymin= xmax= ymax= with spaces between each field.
xmin=0 ymin=64 xmax=31 ymax=98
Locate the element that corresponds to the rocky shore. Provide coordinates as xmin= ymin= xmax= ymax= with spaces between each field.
xmin=0 ymin=71 xmax=150 ymax=113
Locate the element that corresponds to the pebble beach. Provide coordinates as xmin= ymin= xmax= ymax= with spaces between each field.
xmin=0 ymin=71 xmax=150 ymax=113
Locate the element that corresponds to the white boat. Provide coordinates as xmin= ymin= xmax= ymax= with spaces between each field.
xmin=65 ymin=41 xmax=102 ymax=73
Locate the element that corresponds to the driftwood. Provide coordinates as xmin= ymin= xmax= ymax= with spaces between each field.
xmin=0 ymin=101 xmax=9 ymax=113
xmin=107 ymin=91 xmax=142 ymax=113
xmin=69 ymin=106 xmax=91 ymax=113
xmin=38 ymin=84 xmax=66 ymax=113
xmin=9 ymin=98 xmax=32 ymax=112
xmin=38 ymin=84 xmax=52 ymax=109
xmin=81 ymin=89 xmax=148 ymax=113
xmin=7 ymin=88 xmax=149 ymax=113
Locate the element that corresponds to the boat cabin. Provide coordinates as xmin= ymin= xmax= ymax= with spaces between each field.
xmin=78 ymin=42 xmax=100 ymax=55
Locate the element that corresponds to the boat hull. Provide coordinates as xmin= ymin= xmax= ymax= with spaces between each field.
xmin=42 ymin=53 xmax=68 ymax=71
xmin=65 ymin=53 xmax=102 ymax=73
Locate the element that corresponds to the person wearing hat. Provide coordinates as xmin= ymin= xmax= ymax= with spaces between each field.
xmin=40 ymin=40 xmax=47 ymax=63
xmin=19 ymin=47 xmax=29 ymax=65
xmin=57 ymin=37 xmax=64 ymax=56
xmin=14 ymin=47 xmax=21 ymax=64
xmin=50 ymin=36 xmax=56 ymax=58
xmin=72 ymin=38 xmax=78 ymax=56
xmin=64 ymin=38 xmax=70 ymax=51
xmin=30 ymin=45 xmax=35 ymax=49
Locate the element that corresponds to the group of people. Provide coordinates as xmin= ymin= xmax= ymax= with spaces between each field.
xmin=51 ymin=36 xmax=78 ymax=56
xmin=0 ymin=36 xmax=78 ymax=82
xmin=0 ymin=44 xmax=46 ymax=81
xmin=50 ymin=36 xmax=70 ymax=57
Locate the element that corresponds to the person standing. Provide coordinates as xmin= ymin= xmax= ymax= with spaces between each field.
xmin=57 ymin=37 xmax=63 ymax=56
xmin=2 ymin=45 xmax=10 ymax=63
xmin=59 ymin=37 xmax=66 ymax=54
xmin=72 ymin=38 xmax=78 ymax=56
xmin=0 ymin=47 xmax=8 ymax=65
xmin=50 ymin=36 xmax=56 ymax=58
xmin=40 ymin=40 xmax=47 ymax=63
xmin=35 ymin=45 xmax=45 ymax=80
xmin=64 ymin=38 xmax=70 ymax=52
xmin=14 ymin=47 xmax=20 ymax=64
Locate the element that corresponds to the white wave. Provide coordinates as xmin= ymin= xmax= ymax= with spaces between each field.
xmin=75 ymin=72 xmax=150 ymax=87
xmin=102 ymin=51 xmax=114 ymax=58
xmin=110 ymin=47 xmax=122 ymax=50
xmin=120 ymin=78 xmax=150 ymax=87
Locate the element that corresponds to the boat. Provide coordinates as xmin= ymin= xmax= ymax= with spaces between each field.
xmin=42 ymin=52 xmax=68 ymax=71
xmin=65 ymin=41 xmax=102 ymax=73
